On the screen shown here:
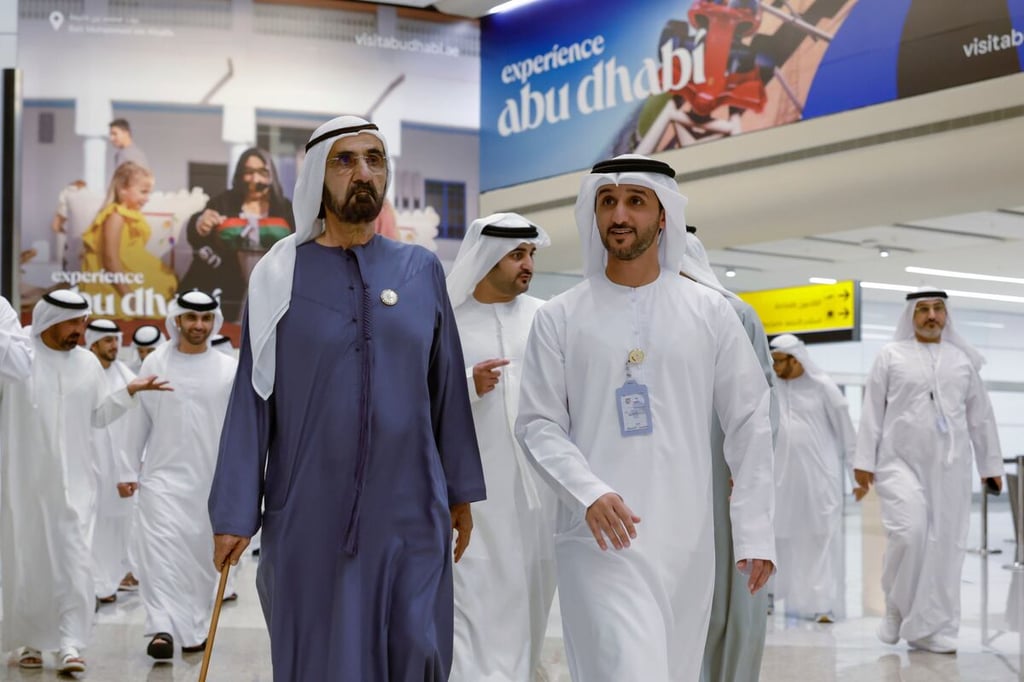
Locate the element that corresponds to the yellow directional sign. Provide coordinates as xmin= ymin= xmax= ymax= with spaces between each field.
xmin=738 ymin=281 xmax=858 ymax=338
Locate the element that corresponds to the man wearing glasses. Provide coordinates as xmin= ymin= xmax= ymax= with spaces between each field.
xmin=208 ymin=116 xmax=485 ymax=681
xmin=854 ymin=287 xmax=1003 ymax=654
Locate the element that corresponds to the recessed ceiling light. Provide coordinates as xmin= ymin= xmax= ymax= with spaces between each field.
xmin=905 ymin=266 xmax=1024 ymax=285
xmin=725 ymin=268 xmax=737 ymax=278
xmin=809 ymin=277 xmax=837 ymax=284
xmin=860 ymin=281 xmax=915 ymax=293
xmin=860 ymin=281 xmax=1024 ymax=303
xmin=878 ymin=248 xmax=890 ymax=258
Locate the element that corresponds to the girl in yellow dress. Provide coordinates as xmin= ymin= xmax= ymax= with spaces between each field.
xmin=80 ymin=162 xmax=177 ymax=318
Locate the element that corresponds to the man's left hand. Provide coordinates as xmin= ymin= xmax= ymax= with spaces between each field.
xmin=127 ymin=375 xmax=173 ymax=396
xmin=983 ymin=476 xmax=1004 ymax=494
xmin=737 ymin=558 xmax=774 ymax=594
xmin=450 ymin=502 xmax=473 ymax=563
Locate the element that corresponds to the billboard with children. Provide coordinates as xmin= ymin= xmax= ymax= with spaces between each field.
xmin=479 ymin=0 xmax=1024 ymax=190
xmin=16 ymin=1 xmax=481 ymax=339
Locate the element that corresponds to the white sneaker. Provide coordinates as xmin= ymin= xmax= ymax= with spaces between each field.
xmin=909 ymin=633 xmax=957 ymax=654
xmin=876 ymin=604 xmax=901 ymax=644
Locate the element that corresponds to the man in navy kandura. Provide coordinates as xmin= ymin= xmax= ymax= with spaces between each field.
xmin=208 ymin=115 xmax=485 ymax=681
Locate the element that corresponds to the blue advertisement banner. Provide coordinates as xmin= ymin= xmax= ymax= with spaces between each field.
xmin=480 ymin=0 xmax=1024 ymax=191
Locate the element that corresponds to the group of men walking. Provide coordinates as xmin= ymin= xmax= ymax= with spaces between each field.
xmin=0 ymin=288 xmax=237 ymax=673
xmin=0 ymin=113 xmax=1006 ymax=681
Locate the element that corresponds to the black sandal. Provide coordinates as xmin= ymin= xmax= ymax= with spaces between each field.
xmin=147 ymin=632 xmax=174 ymax=660
xmin=182 ymin=639 xmax=208 ymax=654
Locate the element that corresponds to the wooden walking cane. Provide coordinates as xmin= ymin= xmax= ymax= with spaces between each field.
xmin=199 ymin=563 xmax=231 ymax=682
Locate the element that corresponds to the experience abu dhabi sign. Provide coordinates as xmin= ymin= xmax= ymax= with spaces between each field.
xmin=480 ymin=0 xmax=1024 ymax=191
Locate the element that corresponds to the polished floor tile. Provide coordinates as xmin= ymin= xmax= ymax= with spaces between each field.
xmin=1 ymin=498 xmax=1020 ymax=680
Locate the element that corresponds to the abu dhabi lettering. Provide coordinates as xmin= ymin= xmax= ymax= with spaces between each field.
xmin=497 ymin=32 xmax=706 ymax=137
xmin=72 ymin=286 xmax=170 ymax=318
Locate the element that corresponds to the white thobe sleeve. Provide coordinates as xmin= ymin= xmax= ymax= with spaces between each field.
xmin=965 ymin=368 xmax=1004 ymax=479
xmin=712 ymin=305 xmax=776 ymax=564
xmin=823 ymin=384 xmax=858 ymax=488
xmin=121 ymin=399 xmax=151 ymax=481
xmin=0 ymin=297 xmax=32 ymax=383
xmin=91 ymin=364 xmax=137 ymax=428
xmin=465 ymin=366 xmax=483 ymax=404
xmin=515 ymin=306 xmax=615 ymax=511
xmin=853 ymin=349 xmax=890 ymax=473
xmin=737 ymin=302 xmax=779 ymax=448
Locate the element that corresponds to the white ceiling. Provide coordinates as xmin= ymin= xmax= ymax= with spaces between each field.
xmin=705 ymin=207 xmax=1024 ymax=314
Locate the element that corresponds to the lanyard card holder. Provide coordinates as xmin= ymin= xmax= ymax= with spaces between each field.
xmin=615 ymin=380 xmax=653 ymax=437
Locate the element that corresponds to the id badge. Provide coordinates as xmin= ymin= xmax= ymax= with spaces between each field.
xmin=615 ymin=381 xmax=653 ymax=437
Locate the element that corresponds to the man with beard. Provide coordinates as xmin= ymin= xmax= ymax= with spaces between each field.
xmin=181 ymin=148 xmax=295 ymax=322
xmin=125 ymin=291 xmax=236 ymax=659
xmin=0 ymin=290 xmax=168 ymax=674
xmin=769 ymin=334 xmax=855 ymax=624
xmin=208 ymin=116 xmax=485 ymax=681
xmin=446 ymin=213 xmax=556 ymax=682
xmin=515 ymin=155 xmax=775 ymax=682
xmin=854 ymin=287 xmax=1003 ymax=654
xmin=85 ymin=319 xmax=139 ymax=606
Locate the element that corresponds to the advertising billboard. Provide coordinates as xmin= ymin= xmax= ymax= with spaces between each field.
xmin=480 ymin=0 xmax=1024 ymax=190
xmin=16 ymin=0 xmax=481 ymax=336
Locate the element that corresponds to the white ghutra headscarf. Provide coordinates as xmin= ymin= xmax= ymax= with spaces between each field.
xmin=894 ymin=286 xmax=984 ymax=370
xmin=769 ymin=333 xmax=847 ymax=408
xmin=574 ymin=154 xmax=688 ymax=279
xmin=446 ymin=212 xmax=551 ymax=309
xmin=680 ymin=228 xmax=738 ymax=300
xmin=165 ymin=290 xmax=224 ymax=347
xmin=85 ymin=318 xmax=121 ymax=349
xmin=246 ymin=115 xmax=392 ymax=400
xmin=30 ymin=290 xmax=90 ymax=338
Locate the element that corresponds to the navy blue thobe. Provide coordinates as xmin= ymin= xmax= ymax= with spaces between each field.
xmin=209 ymin=237 xmax=486 ymax=681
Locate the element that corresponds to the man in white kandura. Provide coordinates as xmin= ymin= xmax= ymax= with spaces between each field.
xmin=769 ymin=333 xmax=856 ymax=623
xmin=447 ymin=213 xmax=556 ymax=682
xmin=0 ymin=290 xmax=168 ymax=674
xmin=0 ymin=295 xmax=32 ymax=381
xmin=128 ymin=323 xmax=164 ymax=372
xmin=86 ymin=318 xmax=140 ymax=606
xmin=682 ymin=228 xmax=777 ymax=682
xmin=854 ymin=287 xmax=1003 ymax=654
xmin=127 ymin=290 xmax=236 ymax=659
xmin=515 ymin=155 xmax=775 ymax=682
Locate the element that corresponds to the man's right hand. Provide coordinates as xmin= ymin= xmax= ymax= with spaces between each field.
xmin=213 ymin=533 xmax=251 ymax=570
xmin=196 ymin=209 xmax=225 ymax=237
xmin=472 ymin=358 xmax=510 ymax=397
xmin=116 ymin=482 xmax=139 ymax=498
xmin=853 ymin=469 xmax=874 ymax=502
xmin=586 ymin=493 xmax=641 ymax=551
